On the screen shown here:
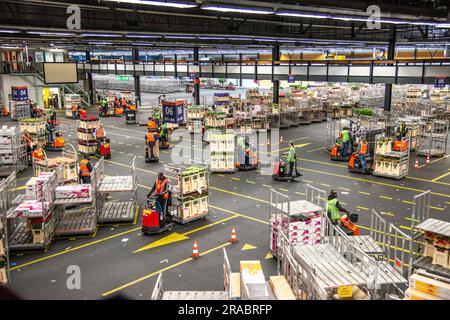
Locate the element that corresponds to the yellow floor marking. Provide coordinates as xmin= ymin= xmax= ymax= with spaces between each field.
xmin=303 ymin=179 xmax=313 ymax=183
xmin=340 ymin=202 xmax=347 ymax=205
xmin=338 ymin=187 xmax=350 ymax=191
xmin=431 ymin=169 xmax=450 ymax=182
xmin=358 ymin=191 xmax=371 ymax=195
xmin=134 ymin=233 xmax=190 ymax=253
xmin=400 ymin=225 xmax=413 ymax=231
xmin=356 ymin=206 xmax=369 ymax=211
xmin=379 ymin=195 xmax=393 ymax=200
xmin=10 ymin=226 xmax=141 ymax=271
xmin=295 ymin=192 xmax=305 ymax=196
xmin=446 ymin=201 xmax=450 ymax=205
xmin=404 ymin=217 xmax=420 ymax=223
xmin=307 ymin=147 xmax=326 ymax=153
xmin=102 ymin=242 xmax=231 ymax=297
xmin=262 ymin=184 xmax=272 ymax=188
xmin=246 ymin=180 xmax=256 ymax=184
xmin=381 ymin=211 xmax=395 ymax=216
xmin=402 ymin=200 xmax=414 ymax=204
xmin=279 ymin=188 xmax=289 ymax=192
xmin=271 ymin=143 xmax=311 ymax=154
xmin=428 ymin=205 xmax=445 ymax=211
xmin=241 ymin=243 xmax=257 ymax=251
xmin=14 ymin=185 xmax=26 ymax=191
xmin=231 ymin=177 xmax=240 ymax=181
xmin=419 ymin=155 xmax=449 ymax=168
xmin=265 ymin=252 xmax=274 ymax=259
xmin=320 ymin=183 xmax=331 ymax=187
xmin=406 ymin=175 xmax=450 ymax=186
xmin=217 ymin=174 xmax=225 ymax=177
xmin=209 ymin=205 xmax=269 ymax=225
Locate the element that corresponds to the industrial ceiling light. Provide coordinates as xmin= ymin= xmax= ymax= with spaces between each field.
xmin=276 ymin=11 xmax=329 ymax=19
xmin=101 ymin=0 xmax=197 ymax=9
xmin=165 ymin=35 xmax=196 ymax=39
xmin=0 ymin=29 xmax=21 ymax=33
xmin=202 ymin=5 xmax=273 ymax=15
xmin=81 ymin=33 xmax=122 ymax=37
xmin=27 ymin=31 xmax=76 ymax=36
xmin=126 ymin=34 xmax=160 ymax=38
xmin=436 ymin=23 xmax=450 ymax=28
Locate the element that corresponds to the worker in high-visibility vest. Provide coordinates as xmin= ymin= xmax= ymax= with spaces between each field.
xmin=45 ymin=119 xmax=54 ymax=146
xmin=340 ymin=126 xmax=351 ymax=157
xmin=145 ymin=129 xmax=159 ymax=160
xmin=159 ymin=123 xmax=169 ymax=148
xmin=327 ymin=190 xmax=350 ymax=225
xmin=53 ymin=132 xmax=65 ymax=148
xmin=79 ymin=156 xmax=93 ymax=184
xmin=31 ymin=146 xmax=45 ymax=162
xmin=121 ymin=97 xmax=127 ymax=109
xmin=147 ymin=172 xmax=171 ymax=220
xmin=95 ymin=124 xmax=106 ymax=141
xmin=357 ymin=138 xmax=368 ymax=170
xmin=71 ymin=103 xmax=78 ymax=120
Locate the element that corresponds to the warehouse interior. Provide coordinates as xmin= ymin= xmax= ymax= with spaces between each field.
xmin=0 ymin=0 xmax=449 ymax=303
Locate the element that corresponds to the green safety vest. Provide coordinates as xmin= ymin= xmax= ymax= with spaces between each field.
xmin=155 ymin=111 xmax=161 ymax=120
xmin=327 ymin=198 xmax=340 ymax=221
xmin=287 ymin=146 xmax=296 ymax=163
xmin=101 ymin=100 xmax=107 ymax=107
xmin=160 ymin=124 xmax=168 ymax=137
xmin=341 ymin=130 xmax=350 ymax=143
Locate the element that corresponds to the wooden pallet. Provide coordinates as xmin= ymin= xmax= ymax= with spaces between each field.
xmin=8 ymin=223 xmax=46 ymax=251
xmin=55 ymin=210 xmax=96 ymax=236
xmin=98 ymin=201 xmax=135 ymax=224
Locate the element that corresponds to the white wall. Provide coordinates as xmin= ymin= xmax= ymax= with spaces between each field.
xmin=0 ymin=74 xmax=43 ymax=107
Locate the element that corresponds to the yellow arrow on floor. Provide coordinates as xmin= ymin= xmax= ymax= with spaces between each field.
xmin=133 ymin=232 xmax=189 ymax=253
xmin=241 ymin=243 xmax=257 ymax=251
xmin=265 ymin=252 xmax=274 ymax=259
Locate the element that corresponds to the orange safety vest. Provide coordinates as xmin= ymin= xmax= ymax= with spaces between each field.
xmin=54 ymin=136 xmax=65 ymax=148
xmin=71 ymin=104 xmax=77 ymax=112
xmin=359 ymin=142 xmax=368 ymax=155
xmin=155 ymin=178 xmax=169 ymax=199
xmin=32 ymin=148 xmax=45 ymax=161
xmin=146 ymin=132 xmax=156 ymax=143
xmin=96 ymin=128 xmax=105 ymax=139
xmin=121 ymin=98 xmax=126 ymax=106
xmin=79 ymin=159 xmax=91 ymax=177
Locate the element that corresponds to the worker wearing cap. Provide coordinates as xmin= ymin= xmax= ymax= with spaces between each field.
xmin=357 ymin=138 xmax=368 ymax=170
xmin=79 ymin=155 xmax=93 ymax=184
xmin=327 ymin=190 xmax=350 ymax=225
xmin=148 ymin=172 xmax=171 ymax=221
xmin=340 ymin=126 xmax=351 ymax=157
xmin=145 ymin=129 xmax=159 ymax=159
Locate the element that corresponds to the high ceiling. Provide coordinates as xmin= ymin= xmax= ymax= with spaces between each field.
xmin=0 ymin=0 xmax=449 ymax=51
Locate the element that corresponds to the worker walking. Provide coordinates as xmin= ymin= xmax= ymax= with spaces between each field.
xmin=340 ymin=126 xmax=351 ymax=157
xmin=79 ymin=156 xmax=93 ymax=184
xmin=357 ymin=138 xmax=368 ymax=170
xmin=71 ymin=102 xmax=78 ymax=120
xmin=327 ymin=190 xmax=350 ymax=225
xmin=147 ymin=172 xmax=171 ymax=222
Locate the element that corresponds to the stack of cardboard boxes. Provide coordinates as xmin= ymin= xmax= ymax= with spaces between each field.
xmin=77 ymin=116 xmax=99 ymax=155
xmin=210 ymin=133 xmax=235 ymax=172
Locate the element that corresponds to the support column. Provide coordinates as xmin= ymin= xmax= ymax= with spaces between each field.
xmin=384 ymin=25 xmax=396 ymax=112
xmin=272 ymin=44 xmax=280 ymax=105
xmin=193 ymin=46 xmax=200 ymax=105
xmin=132 ymin=48 xmax=141 ymax=106
xmin=85 ymin=51 xmax=93 ymax=104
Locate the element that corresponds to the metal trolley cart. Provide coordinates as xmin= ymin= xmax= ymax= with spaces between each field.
xmin=373 ymin=133 xmax=410 ymax=180
xmin=53 ymin=162 xmax=99 ymax=237
xmin=186 ymin=105 xmax=205 ymax=134
xmin=77 ymin=117 xmax=99 ymax=156
xmin=417 ymin=119 xmax=448 ymax=157
xmin=0 ymin=126 xmax=27 ymax=177
xmin=33 ymin=143 xmax=79 ymax=185
xmin=97 ymin=156 xmax=138 ymax=224
xmin=0 ymin=172 xmax=16 ymax=285
xmin=7 ymin=169 xmax=60 ymax=252
xmin=18 ymin=117 xmax=47 ymax=148
xmin=164 ymin=164 xmax=209 ymax=224
xmin=209 ymin=132 xmax=235 ymax=173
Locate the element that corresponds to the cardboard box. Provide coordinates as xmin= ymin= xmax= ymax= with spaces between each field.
xmin=405 ymin=288 xmax=444 ymax=300
xmin=269 ymin=276 xmax=296 ymax=300
xmin=240 ymin=260 xmax=269 ymax=299
xmin=55 ymin=184 xmax=91 ymax=199
xmin=409 ymin=274 xmax=450 ymax=299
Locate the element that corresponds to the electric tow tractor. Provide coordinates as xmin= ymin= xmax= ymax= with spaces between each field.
xmin=145 ymin=140 xmax=160 ymax=163
xmin=348 ymin=153 xmax=372 ymax=174
xmin=97 ymin=138 xmax=111 ymax=159
xmin=236 ymin=149 xmax=258 ymax=171
xmin=46 ymin=132 xmax=65 ymax=152
xmin=272 ymin=159 xmax=301 ymax=182
xmin=330 ymin=144 xmax=351 ymax=161
xmin=142 ymin=194 xmax=173 ymax=234
xmin=338 ymin=213 xmax=360 ymax=236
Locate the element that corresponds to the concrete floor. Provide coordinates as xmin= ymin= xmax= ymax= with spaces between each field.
xmin=2 ymin=109 xmax=450 ymax=300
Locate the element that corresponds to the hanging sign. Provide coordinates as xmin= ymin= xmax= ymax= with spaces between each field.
xmin=11 ymin=86 xmax=28 ymax=101
xmin=163 ymin=104 xmax=185 ymax=124
xmin=288 ymin=74 xmax=295 ymax=83
xmin=434 ymin=77 xmax=448 ymax=88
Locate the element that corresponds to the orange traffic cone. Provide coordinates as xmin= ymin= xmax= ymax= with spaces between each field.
xmin=414 ymin=160 xmax=419 ymax=169
xmin=425 ymin=155 xmax=430 ymax=165
xmin=192 ymin=241 xmax=200 ymax=259
xmin=230 ymin=226 xmax=238 ymax=244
